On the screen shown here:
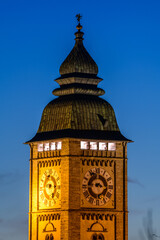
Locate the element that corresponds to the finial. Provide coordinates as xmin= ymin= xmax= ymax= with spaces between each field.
xmin=76 ymin=14 xmax=82 ymax=24
xmin=76 ymin=14 xmax=83 ymax=31
xmin=75 ymin=14 xmax=84 ymax=43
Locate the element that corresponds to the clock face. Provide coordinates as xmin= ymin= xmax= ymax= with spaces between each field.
xmin=39 ymin=169 xmax=60 ymax=207
xmin=82 ymin=167 xmax=113 ymax=206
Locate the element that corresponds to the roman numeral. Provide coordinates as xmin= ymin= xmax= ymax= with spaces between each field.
xmin=84 ymin=177 xmax=88 ymax=181
xmin=96 ymin=168 xmax=100 ymax=174
xmin=82 ymin=184 xmax=87 ymax=189
xmin=89 ymin=197 xmax=94 ymax=204
xmin=83 ymin=190 xmax=89 ymax=198
xmin=96 ymin=200 xmax=99 ymax=205
xmin=44 ymin=199 xmax=48 ymax=206
xmin=107 ymin=177 xmax=111 ymax=182
xmin=106 ymin=192 xmax=112 ymax=198
xmin=109 ymin=185 xmax=113 ymax=189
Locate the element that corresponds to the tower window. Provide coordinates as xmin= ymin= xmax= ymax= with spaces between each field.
xmin=50 ymin=234 xmax=54 ymax=240
xmin=90 ymin=142 xmax=97 ymax=150
xmin=91 ymin=233 xmax=105 ymax=240
xmin=108 ymin=142 xmax=116 ymax=151
xmin=81 ymin=141 xmax=89 ymax=149
xmin=57 ymin=141 xmax=62 ymax=150
xmin=45 ymin=234 xmax=50 ymax=240
xmin=44 ymin=143 xmax=50 ymax=151
xmin=99 ymin=142 xmax=107 ymax=150
xmin=38 ymin=143 xmax=43 ymax=152
xmin=38 ymin=141 xmax=62 ymax=152
xmin=51 ymin=142 xmax=56 ymax=150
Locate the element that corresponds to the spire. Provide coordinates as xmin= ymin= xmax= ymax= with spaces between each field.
xmin=53 ymin=16 xmax=105 ymax=97
xmin=59 ymin=15 xmax=98 ymax=76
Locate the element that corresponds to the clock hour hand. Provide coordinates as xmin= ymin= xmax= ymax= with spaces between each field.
xmin=95 ymin=182 xmax=103 ymax=188
xmin=46 ymin=183 xmax=52 ymax=189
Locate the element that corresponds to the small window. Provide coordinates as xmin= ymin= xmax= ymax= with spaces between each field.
xmin=92 ymin=234 xmax=97 ymax=240
xmin=91 ymin=233 xmax=105 ymax=240
xmin=50 ymin=234 xmax=54 ymax=240
xmin=99 ymin=142 xmax=107 ymax=150
xmin=90 ymin=142 xmax=97 ymax=150
xmin=44 ymin=143 xmax=50 ymax=151
xmin=51 ymin=142 xmax=56 ymax=150
xmin=45 ymin=234 xmax=49 ymax=240
xmin=108 ymin=142 xmax=116 ymax=151
xmin=57 ymin=141 xmax=62 ymax=150
xmin=80 ymin=141 xmax=89 ymax=150
xmin=98 ymin=234 xmax=104 ymax=240
xmin=38 ymin=143 xmax=43 ymax=152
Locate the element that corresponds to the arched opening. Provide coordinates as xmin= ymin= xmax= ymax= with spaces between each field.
xmin=98 ymin=233 xmax=104 ymax=240
xmin=50 ymin=233 xmax=54 ymax=240
xmin=91 ymin=233 xmax=105 ymax=240
xmin=45 ymin=234 xmax=49 ymax=240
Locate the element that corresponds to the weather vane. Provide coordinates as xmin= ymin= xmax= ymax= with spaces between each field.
xmin=76 ymin=14 xmax=82 ymax=24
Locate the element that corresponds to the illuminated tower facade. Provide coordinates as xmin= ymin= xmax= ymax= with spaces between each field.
xmin=26 ymin=17 xmax=131 ymax=240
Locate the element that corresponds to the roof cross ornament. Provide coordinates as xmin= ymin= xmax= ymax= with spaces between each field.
xmin=76 ymin=14 xmax=82 ymax=24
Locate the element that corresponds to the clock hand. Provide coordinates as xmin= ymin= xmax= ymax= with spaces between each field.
xmin=51 ymin=193 xmax=54 ymax=198
xmin=95 ymin=183 xmax=103 ymax=188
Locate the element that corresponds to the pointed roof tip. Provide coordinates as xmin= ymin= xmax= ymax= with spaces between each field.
xmin=75 ymin=14 xmax=84 ymax=42
xmin=76 ymin=14 xmax=82 ymax=32
xmin=59 ymin=14 xmax=98 ymax=76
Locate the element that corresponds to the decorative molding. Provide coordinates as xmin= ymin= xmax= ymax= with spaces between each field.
xmin=81 ymin=159 xmax=114 ymax=167
xmin=87 ymin=221 xmax=107 ymax=232
xmin=38 ymin=214 xmax=60 ymax=221
xmin=39 ymin=159 xmax=61 ymax=168
xmin=38 ymin=151 xmax=61 ymax=158
xmin=82 ymin=150 xmax=116 ymax=158
xmin=81 ymin=213 xmax=115 ymax=221
xmin=43 ymin=222 xmax=57 ymax=232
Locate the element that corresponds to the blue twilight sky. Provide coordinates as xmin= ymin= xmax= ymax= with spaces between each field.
xmin=0 ymin=0 xmax=160 ymax=239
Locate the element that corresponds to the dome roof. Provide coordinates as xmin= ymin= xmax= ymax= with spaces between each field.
xmin=38 ymin=95 xmax=119 ymax=133
xmin=26 ymin=20 xmax=130 ymax=143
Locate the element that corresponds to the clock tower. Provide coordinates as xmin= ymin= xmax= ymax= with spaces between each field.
xmin=26 ymin=17 xmax=131 ymax=240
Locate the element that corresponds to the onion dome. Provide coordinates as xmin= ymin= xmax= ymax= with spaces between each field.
xmin=26 ymin=16 xmax=130 ymax=143
xmin=37 ymin=95 xmax=119 ymax=132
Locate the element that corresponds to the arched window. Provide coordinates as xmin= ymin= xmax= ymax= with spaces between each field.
xmin=92 ymin=234 xmax=97 ymax=240
xmin=50 ymin=234 xmax=54 ymax=240
xmin=98 ymin=234 xmax=104 ymax=240
xmin=45 ymin=234 xmax=49 ymax=240
xmin=91 ymin=233 xmax=105 ymax=240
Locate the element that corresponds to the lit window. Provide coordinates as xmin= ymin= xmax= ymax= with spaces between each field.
xmin=90 ymin=142 xmax=97 ymax=150
xmin=38 ymin=143 xmax=43 ymax=152
xmin=80 ymin=141 xmax=89 ymax=149
xmin=44 ymin=143 xmax=50 ymax=151
xmin=57 ymin=141 xmax=62 ymax=150
xmin=108 ymin=142 xmax=116 ymax=151
xmin=99 ymin=142 xmax=107 ymax=150
xmin=51 ymin=142 xmax=56 ymax=150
